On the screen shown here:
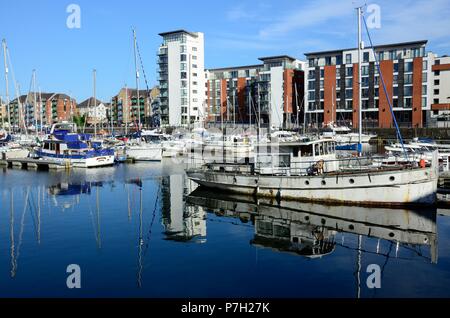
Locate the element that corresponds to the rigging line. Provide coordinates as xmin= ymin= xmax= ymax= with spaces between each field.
xmin=135 ymin=39 xmax=151 ymax=96
xmin=362 ymin=15 xmax=409 ymax=162
xmin=6 ymin=47 xmax=28 ymax=135
xmin=143 ymin=182 xmax=162 ymax=258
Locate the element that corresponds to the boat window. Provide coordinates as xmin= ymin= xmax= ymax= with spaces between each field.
xmin=300 ymin=145 xmax=313 ymax=157
xmin=44 ymin=142 xmax=50 ymax=150
xmin=315 ymin=144 xmax=321 ymax=156
xmin=293 ymin=147 xmax=299 ymax=158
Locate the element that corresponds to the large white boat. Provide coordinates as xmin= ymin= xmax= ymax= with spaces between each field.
xmin=35 ymin=123 xmax=115 ymax=168
xmin=126 ymin=130 xmax=162 ymax=161
xmin=187 ymin=137 xmax=438 ymax=206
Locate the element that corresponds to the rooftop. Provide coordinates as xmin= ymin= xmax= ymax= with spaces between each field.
xmin=304 ymin=40 xmax=428 ymax=57
xmin=258 ymin=55 xmax=298 ymax=62
xmin=158 ymin=29 xmax=198 ymax=38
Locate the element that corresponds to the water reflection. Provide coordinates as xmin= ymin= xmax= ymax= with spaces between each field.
xmin=0 ymin=164 xmax=446 ymax=297
xmin=186 ymin=189 xmax=438 ymax=264
xmin=161 ymin=175 xmax=206 ymax=243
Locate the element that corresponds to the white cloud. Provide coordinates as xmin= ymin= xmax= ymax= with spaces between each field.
xmin=258 ymin=0 xmax=354 ymax=39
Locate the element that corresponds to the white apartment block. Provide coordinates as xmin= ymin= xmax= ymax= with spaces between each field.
xmin=157 ymin=30 xmax=205 ymax=127
xmin=429 ymin=55 xmax=450 ymax=126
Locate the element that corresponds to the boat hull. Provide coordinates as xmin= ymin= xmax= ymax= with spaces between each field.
xmin=36 ymin=152 xmax=115 ymax=168
xmin=126 ymin=145 xmax=162 ymax=161
xmin=187 ymin=167 xmax=438 ymax=206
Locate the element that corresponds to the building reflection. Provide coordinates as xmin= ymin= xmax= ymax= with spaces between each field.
xmin=186 ymin=189 xmax=438 ymax=263
xmin=161 ymin=174 xmax=206 ymax=243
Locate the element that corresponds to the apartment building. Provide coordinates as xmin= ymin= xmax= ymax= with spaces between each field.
xmin=157 ymin=30 xmax=205 ymax=127
xmin=206 ymin=56 xmax=305 ymax=129
xmin=111 ymin=87 xmax=158 ymax=127
xmin=8 ymin=92 xmax=76 ymax=127
xmin=304 ymin=40 xmax=432 ymax=129
xmin=430 ymin=55 xmax=450 ymax=126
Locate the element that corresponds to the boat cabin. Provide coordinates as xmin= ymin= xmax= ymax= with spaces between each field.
xmin=256 ymin=138 xmax=339 ymax=175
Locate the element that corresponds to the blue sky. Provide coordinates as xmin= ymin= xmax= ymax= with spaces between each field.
xmin=0 ymin=0 xmax=449 ymax=102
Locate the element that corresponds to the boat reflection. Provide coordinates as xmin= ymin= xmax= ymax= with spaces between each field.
xmin=186 ymin=189 xmax=438 ymax=263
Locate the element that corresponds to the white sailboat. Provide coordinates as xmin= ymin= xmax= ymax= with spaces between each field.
xmin=125 ymin=29 xmax=162 ymax=162
xmin=186 ymin=7 xmax=439 ymax=206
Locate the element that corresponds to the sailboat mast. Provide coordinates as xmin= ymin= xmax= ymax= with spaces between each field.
xmin=133 ymin=29 xmax=141 ymax=131
xmin=2 ymin=39 xmax=11 ymax=134
xmin=357 ymin=7 xmax=363 ymax=154
xmin=93 ymin=69 xmax=97 ymax=137
xmin=38 ymin=87 xmax=43 ymax=134
xmin=32 ymin=70 xmax=37 ymax=135
xmin=125 ymin=85 xmax=128 ymax=135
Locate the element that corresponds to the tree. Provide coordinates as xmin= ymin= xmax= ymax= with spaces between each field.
xmin=73 ymin=114 xmax=86 ymax=128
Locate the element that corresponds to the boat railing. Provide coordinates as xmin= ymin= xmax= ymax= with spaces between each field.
xmin=188 ymin=154 xmax=398 ymax=176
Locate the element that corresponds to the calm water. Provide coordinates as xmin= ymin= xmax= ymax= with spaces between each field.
xmin=1 ymin=161 xmax=450 ymax=298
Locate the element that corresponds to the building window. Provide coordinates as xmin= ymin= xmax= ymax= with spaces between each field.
xmin=434 ymin=70 xmax=440 ymax=76
xmin=345 ymin=78 xmax=353 ymax=87
xmin=423 ymin=60 xmax=428 ymax=70
xmin=434 ymin=89 xmax=440 ymax=95
xmin=404 ymin=86 xmax=413 ymax=97
xmin=192 ymin=64 xmax=198 ymax=68
xmin=404 ymin=62 xmax=413 ymax=72
xmin=363 ymin=52 xmax=369 ymax=62
xmin=181 ymin=72 xmax=187 ymax=79
xmin=404 ymin=98 xmax=412 ymax=108
xmin=346 ymin=100 xmax=353 ymax=109
xmin=193 ymin=73 xmax=198 ymax=77
xmin=422 ymin=97 xmax=427 ymax=107
xmin=422 ymin=72 xmax=427 ymax=82
xmin=192 ymin=47 xmax=197 ymax=52
xmin=325 ymin=56 xmax=332 ymax=66
xmin=345 ymin=54 xmax=352 ymax=64
xmin=422 ymin=85 xmax=427 ymax=95
xmin=393 ymin=63 xmax=399 ymax=73
xmin=320 ymin=80 xmax=324 ymax=89
xmin=345 ymin=89 xmax=353 ymax=99
xmin=308 ymin=58 xmax=315 ymax=67
xmin=434 ymin=98 xmax=439 ymax=104
xmin=361 ymin=65 xmax=369 ymax=76
xmin=346 ymin=67 xmax=353 ymax=77
xmin=336 ymin=55 xmax=343 ymax=65
xmin=404 ymin=74 xmax=413 ymax=85
xmin=192 ymin=55 xmax=197 ymax=60
xmin=180 ymin=54 xmax=187 ymax=62
xmin=434 ymin=79 xmax=439 ymax=85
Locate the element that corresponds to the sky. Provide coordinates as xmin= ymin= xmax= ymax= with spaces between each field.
xmin=0 ymin=0 xmax=449 ymax=102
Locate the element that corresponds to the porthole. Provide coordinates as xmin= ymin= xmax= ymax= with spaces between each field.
xmin=349 ymin=224 xmax=354 ymax=230
xmin=321 ymin=180 xmax=326 ymax=186
xmin=389 ymin=232 xmax=395 ymax=238
xmin=305 ymin=180 xmax=310 ymax=186
xmin=305 ymin=216 xmax=310 ymax=221
xmin=321 ymin=218 xmax=326 ymax=225
xmin=349 ymin=178 xmax=355 ymax=184
xmin=389 ymin=176 xmax=395 ymax=182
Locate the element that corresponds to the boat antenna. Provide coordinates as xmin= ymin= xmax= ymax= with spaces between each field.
xmin=361 ymin=13 xmax=409 ymax=162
